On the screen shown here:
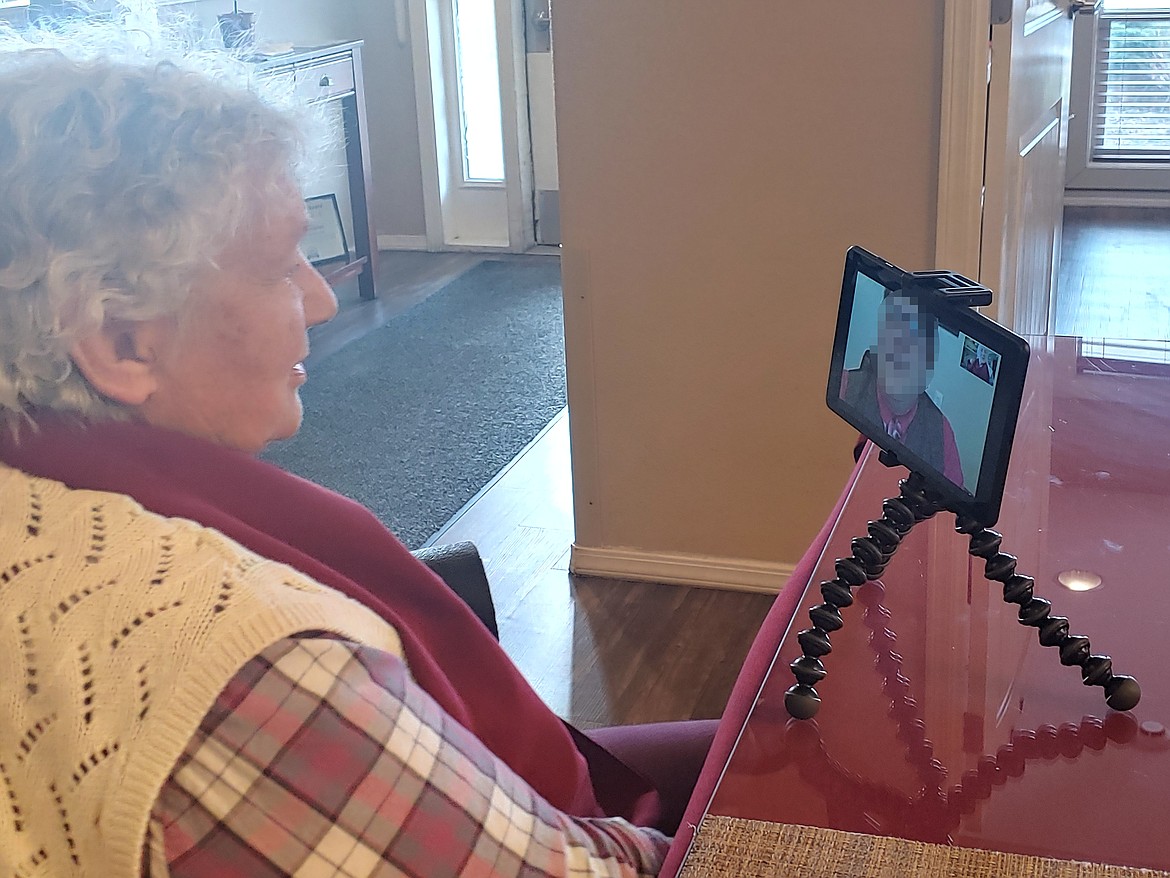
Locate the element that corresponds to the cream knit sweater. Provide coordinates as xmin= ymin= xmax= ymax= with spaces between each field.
xmin=0 ymin=463 xmax=405 ymax=877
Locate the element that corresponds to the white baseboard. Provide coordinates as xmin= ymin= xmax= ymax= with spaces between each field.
xmin=569 ymin=544 xmax=795 ymax=594
xmin=1064 ymin=191 xmax=1170 ymax=209
xmin=377 ymin=234 xmax=429 ymax=251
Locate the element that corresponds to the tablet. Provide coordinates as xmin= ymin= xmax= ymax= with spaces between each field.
xmin=826 ymin=246 xmax=1030 ymax=527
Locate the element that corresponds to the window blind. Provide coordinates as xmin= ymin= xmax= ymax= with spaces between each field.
xmin=1092 ymin=7 xmax=1170 ymax=162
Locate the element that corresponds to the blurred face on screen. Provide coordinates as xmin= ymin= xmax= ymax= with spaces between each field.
xmin=876 ymin=296 xmax=933 ymax=416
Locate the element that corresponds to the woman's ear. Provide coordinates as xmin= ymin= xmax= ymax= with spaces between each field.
xmin=69 ymin=319 xmax=172 ymax=407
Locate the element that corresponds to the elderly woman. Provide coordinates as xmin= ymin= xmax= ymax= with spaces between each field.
xmin=0 ymin=42 xmax=710 ymax=877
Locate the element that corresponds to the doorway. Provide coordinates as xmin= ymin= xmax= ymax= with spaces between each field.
xmin=408 ymin=0 xmax=559 ymax=250
xmin=936 ymin=0 xmax=1074 ymax=336
xmin=1059 ymin=2 xmax=1170 ymax=342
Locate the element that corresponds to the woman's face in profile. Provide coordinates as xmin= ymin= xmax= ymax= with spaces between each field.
xmin=136 ymin=187 xmax=339 ymax=453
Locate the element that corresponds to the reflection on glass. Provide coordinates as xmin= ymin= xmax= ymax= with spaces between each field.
xmin=1057 ymin=569 xmax=1104 ymax=592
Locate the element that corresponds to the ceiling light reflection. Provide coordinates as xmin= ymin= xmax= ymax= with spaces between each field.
xmin=1057 ymin=569 xmax=1103 ymax=592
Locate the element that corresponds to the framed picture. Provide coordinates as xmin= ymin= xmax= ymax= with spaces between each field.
xmin=303 ymin=194 xmax=349 ymax=265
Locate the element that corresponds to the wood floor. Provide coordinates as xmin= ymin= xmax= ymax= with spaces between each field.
xmin=1055 ymin=207 xmax=1170 ymax=339
xmin=429 ymin=410 xmax=774 ymax=730
xmin=316 ymin=209 xmax=1169 ymax=730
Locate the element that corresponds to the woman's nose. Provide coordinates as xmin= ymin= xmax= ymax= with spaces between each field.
xmin=302 ymin=263 xmax=339 ymax=326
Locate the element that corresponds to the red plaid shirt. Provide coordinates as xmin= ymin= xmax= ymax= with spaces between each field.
xmin=143 ymin=636 xmax=669 ymax=877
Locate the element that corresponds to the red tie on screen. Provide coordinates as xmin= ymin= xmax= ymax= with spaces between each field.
xmin=888 ymin=417 xmax=903 ymax=440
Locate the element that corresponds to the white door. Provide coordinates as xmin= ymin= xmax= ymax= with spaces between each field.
xmin=525 ymin=0 xmax=560 ymax=245
xmin=981 ymin=0 xmax=1076 ymax=334
xmin=410 ymin=0 xmax=536 ymax=250
xmin=931 ymin=0 xmax=1071 ymax=763
xmin=439 ymin=0 xmax=509 ymax=247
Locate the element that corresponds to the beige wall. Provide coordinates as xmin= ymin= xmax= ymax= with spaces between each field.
xmin=554 ymin=2 xmax=945 ymax=570
xmin=180 ymin=0 xmax=352 ymax=48
xmin=348 ymin=1 xmax=428 ymax=239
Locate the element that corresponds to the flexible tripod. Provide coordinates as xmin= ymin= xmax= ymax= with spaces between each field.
xmin=783 ymin=459 xmax=1141 ymax=720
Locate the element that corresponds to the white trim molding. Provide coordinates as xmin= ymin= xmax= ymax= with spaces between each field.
xmin=569 ymin=544 xmax=796 ymax=595
xmin=377 ymin=234 xmax=429 ymax=251
xmin=407 ymin=0 xmax=445 ymax=250
xmin=1064 ymin=190 xmax=1170 ymax=209
xmin=936 ymin=0 xmax=992 ymax=279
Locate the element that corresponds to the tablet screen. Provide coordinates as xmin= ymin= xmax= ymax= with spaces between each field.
xmin=827 ymin=247 xmax=1029 ymax=526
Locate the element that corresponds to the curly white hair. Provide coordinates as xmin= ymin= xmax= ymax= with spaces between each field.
xmin=0 ymin=17 xmax=318 ymax=427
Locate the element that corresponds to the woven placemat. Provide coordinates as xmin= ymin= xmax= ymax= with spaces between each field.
xmin=678 ymin=816 xmax=1169 ymax=878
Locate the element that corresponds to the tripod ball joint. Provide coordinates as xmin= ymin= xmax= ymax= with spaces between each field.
xmin=1105 ymin=676 xmax=1141 ymax=712
xmin=882 ymin=497 xmax=916 ymax=533
xmin=785 ymin=683 xmax=822 ymax=720
xmin=790 ymin=654 xmax=827 ymax=685
xmin=797 ymin=627 xmax=832 ymax=657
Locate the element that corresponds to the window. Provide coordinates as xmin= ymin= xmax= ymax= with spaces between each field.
xmin=453 ymin=0 xmax=505 ymax=183
xmin=1090 ymin=2 xmax=1170 ymax=162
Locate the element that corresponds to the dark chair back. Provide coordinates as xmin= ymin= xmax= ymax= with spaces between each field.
xmin=412 ymin=541 xmax=499 ymax=640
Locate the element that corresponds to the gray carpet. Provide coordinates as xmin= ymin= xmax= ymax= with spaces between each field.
xmin=263 ymin=258 xmax=566 ymax=548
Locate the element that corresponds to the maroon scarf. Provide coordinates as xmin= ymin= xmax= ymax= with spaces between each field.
xmin=0 ymin=414 xmax=657 ymax=823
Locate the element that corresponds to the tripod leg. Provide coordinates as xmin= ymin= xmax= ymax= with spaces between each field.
xmin=784 ymin=477 xmax=940 ymax=719
xmin=956 ymin=516 xmax=1140 ymax=712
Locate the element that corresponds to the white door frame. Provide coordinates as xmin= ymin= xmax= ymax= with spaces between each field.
xmin=936 ymin=0 xmax=992 ymax=282
xmin=942 ymin=0 xmax=1075 ymax=333
xmin=408 ymin=0 xmax=536 ymax=251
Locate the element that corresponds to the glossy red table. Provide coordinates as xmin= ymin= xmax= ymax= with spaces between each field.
xmin=676 ymin=336 xmax=1170 ymax=873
